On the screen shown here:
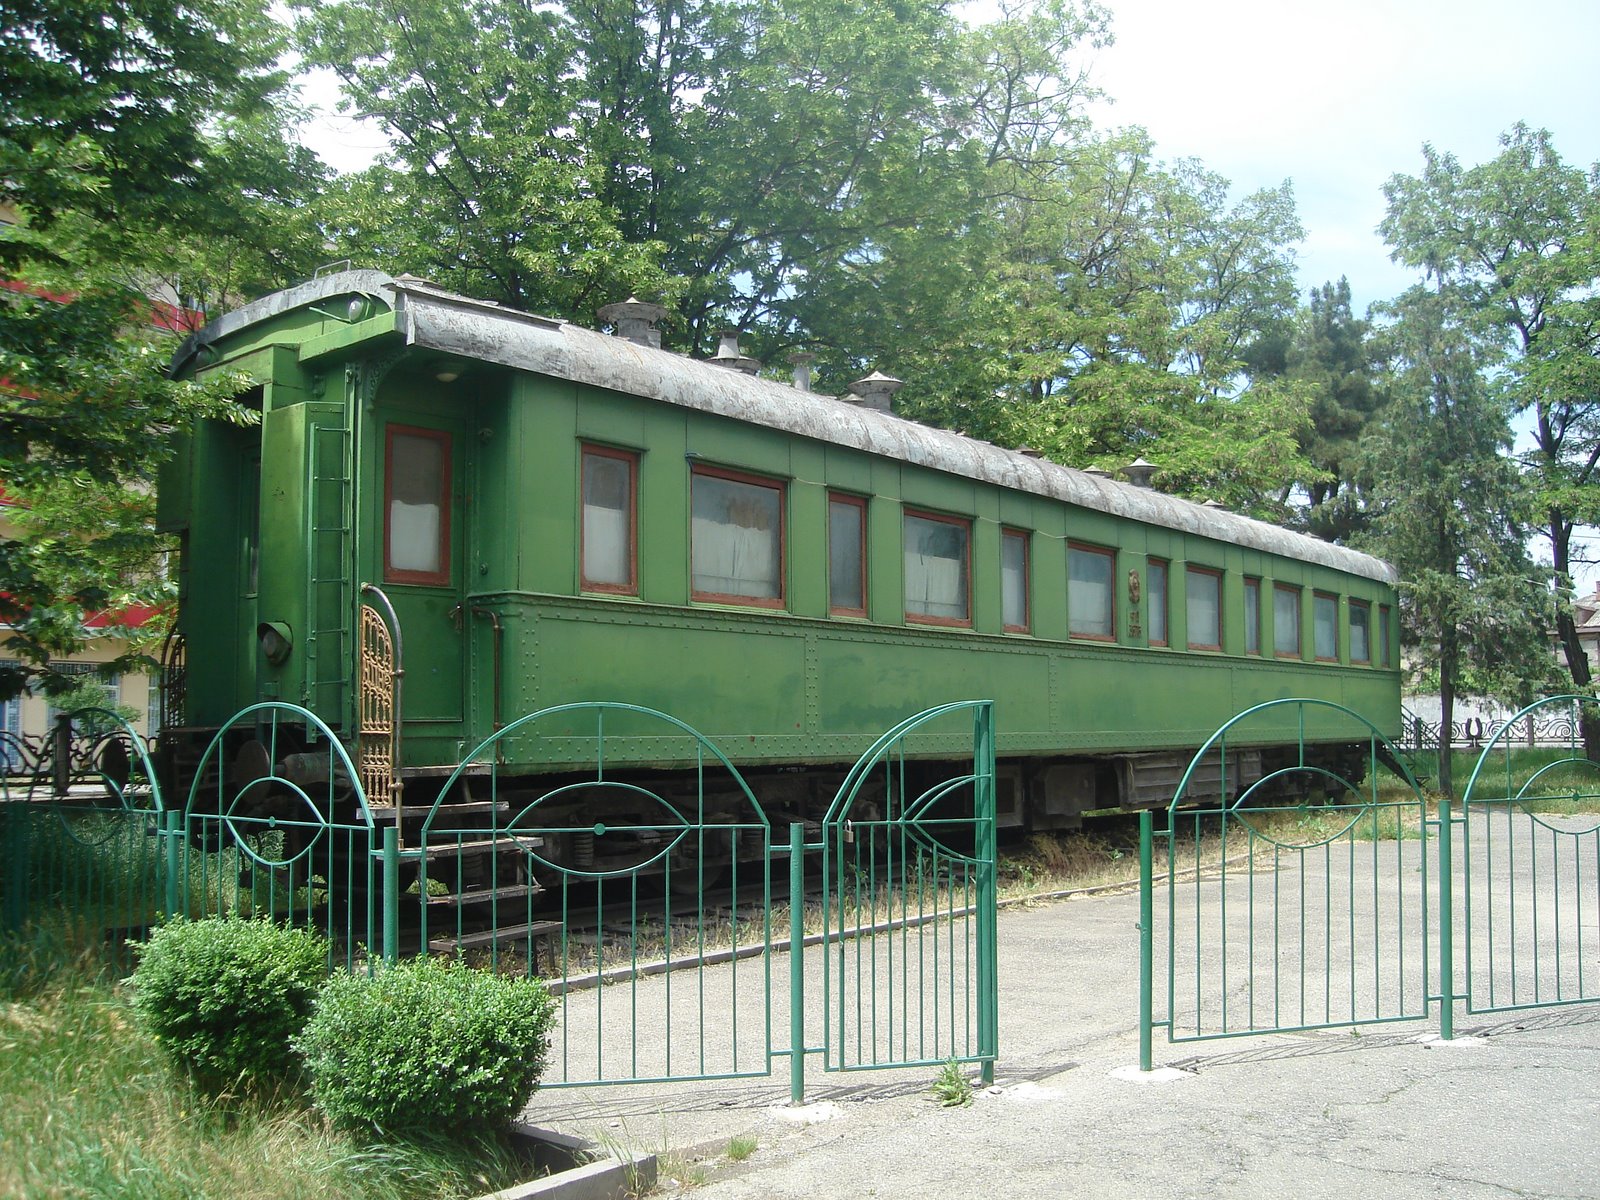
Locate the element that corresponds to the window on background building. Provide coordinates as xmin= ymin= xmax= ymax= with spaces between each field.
xmin=1002 ymin=529 xmax=1030 ymax=632
xmin=1186 ymin=566 xmax=1221 ymax=650
xmin=904 ymin=510 xmax=971 ymax=624
xmin=384 ymin=426 xmax=451 ymax=585
xmin=581 ymin=446 xmax=638 ymax=594
xmin=1350 ymin=600 xmax=1371 ymax=664
xmin=829 ymin=494 xmax=867 ymax=617
xmin=1148 ymin=559 xmax=1169 ymax=646
xmin=1314 ymin=592 xmax=1339 ymax=660
xmin=1274 ymin=585 xmax=1301 ymax=657
xmin=1069 ymin=545 xmax=1115 ymax=639
xmin=1244 ymin=578 xmax=1262 ymax=655
xmin=691 ymin=467 xmax=785 ymax=605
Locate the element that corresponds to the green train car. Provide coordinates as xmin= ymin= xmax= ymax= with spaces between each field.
xmin=159 ymin=269 xmax=1400 ymax=847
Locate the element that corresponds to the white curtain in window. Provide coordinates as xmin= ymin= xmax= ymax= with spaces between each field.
xmin=904 ymin=516 xmax=967 ymax=619
xmin=582 ymin=453 xmax=632 ymax=586
xmin=692 ymin=474 xmax=780 ymax=598
xmin=1149 ymin=563 xmax=1168 ymax=643
xmin=1350 ymin=607 xmax=1370 ymax=661
xmin=389 ymin=500 xmax=441 ymax=573
xmin=1069 ymin=551 xmax=1112 ymax=636
xmin=1001 ymin=535 xmax=1026 ymax=628
xmin=1274 ymin=588 xmax=1299 ymax=655
xmin=1315 ymin=597 xmax=1338 ymax=658
xmin=1186 ymin=570 xmax=1220 ymax=647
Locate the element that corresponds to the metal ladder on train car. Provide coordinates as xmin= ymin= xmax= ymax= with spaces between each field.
xmin=305 ymin=421 xmax=353 ymax=721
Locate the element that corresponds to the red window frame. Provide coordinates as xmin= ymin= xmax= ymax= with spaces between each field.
xmin=383 ymin=424 xmax=452 ymax=587
xmin=1068 ymin=542 xmax=1117 ymax=642
xmin=1186 ymin=565 xmax=1223 ymax=651
xmin=1002 ymin=527 xmax=1031 ymax=634
xmin=828 ymin=492 xmax=869 ymax=618
xmin=1243 ymin=577 xmax=1262 ymax=655
xmin=1148 ymin=558 xmax=1170 ymax=647
xmin=1313 ymin=591 xmax=1340 ymax=662
xmin=1350 ymin=599 xmax=1372 ymax=664
xmin=1274 ymin=584 xmax=1302 ymax=659
xmin=580 ymin=444 xmax=639 ymax=595
xmin=690 ymin=464 xmax=787 ymax=609
xmin=904 ymin=508 xmax=973 ymax=628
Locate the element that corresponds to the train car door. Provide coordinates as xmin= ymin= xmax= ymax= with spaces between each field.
xmin=378 ymin=417 xmax=468 ymax=764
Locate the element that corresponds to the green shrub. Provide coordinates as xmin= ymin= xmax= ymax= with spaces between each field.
xmin=130 ymin=917 xmax=329 ymax=1094
xmin=297 ymin=957 xmax=555 ymax=1137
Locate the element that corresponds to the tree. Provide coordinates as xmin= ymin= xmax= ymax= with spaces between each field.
xmin=1381 ymin=125 xmax=1600 ymax=714
xmin=1361 ymin=286 xmax=1552 ymax=796
xmin=0 ymin=0 xmax=321 ymax=699
xmin=1281 ymin=279 xmax=1382 ymax=542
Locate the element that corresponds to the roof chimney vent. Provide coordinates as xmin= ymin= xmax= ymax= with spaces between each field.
xmin=787 ymin=350 xmax=817 ymax=393
xmin=709 ymin=330 xmax=762 ymax=375
xmin=846 ymin=371 xmax=904 ymax=413
xmin=598 ymin=297 xmax=668 ymax=349
xmin=1122 ymin=457 xmax=1157 ymax=489
xmin=1082 ymin=466 xmax=1112 ymax=479
xmin=1018 ymin=446 xmax=1044 ymax=459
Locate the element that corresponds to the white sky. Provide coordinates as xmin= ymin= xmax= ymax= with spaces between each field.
xmin=1079 ymin=0 xmax=1600 ymax=314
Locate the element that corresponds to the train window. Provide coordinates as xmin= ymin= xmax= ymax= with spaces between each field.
xmin=829 ymin=494 xmax=868 ymax=617
xmin=1147 ymin=559 xmax=1169 ymax=647
xmin=1002 ymin=529 xmax=1029 ymax=632
xmin=1350 ymin=600 xmax=1371 ymax=663
xmin=691 ymin=466 xmax=785 ymax=607
xmin=1314 ymin=592 xmax=1338 ymax=661
xmin=384 ymin=426 xmax=451 ymax=586
xmin=904 ymin=510 xmax=971 ymax=625
xmin=581 ymin=446 xmax=637 ymax=594
xmin=1243 ymin=577 xmax=1262 ymax=655
xmin=1273 ymin=584 xmax=1300 ymax=657
xmin=1379 ymin=605 xmax=1393 ymax=668
xmin=1186 ymin=566 xmax=1222 ymax=651
xmin=1068 ymin=544 xmax=1115 ymax=640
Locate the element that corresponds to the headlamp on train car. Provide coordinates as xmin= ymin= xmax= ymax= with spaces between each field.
xmin=257 ymin=621 xmax=294 ymax=666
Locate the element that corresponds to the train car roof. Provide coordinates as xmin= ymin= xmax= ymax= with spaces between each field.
xmin=173 ymin=270 xmax=1397 ymax=585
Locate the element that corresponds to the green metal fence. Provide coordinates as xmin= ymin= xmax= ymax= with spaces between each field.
xmin=1 ymin=709 xmax=165 ymax=979
xmin=820 ymin=701 xmax=998 ymax=1085
xmin=172 ymin=702 xmax=381 ymax=971
xmin=1139 ymin=699 xmax=1429 ymax=1068
xmin=1457 ymin=695 xmax=1600 ymax=1020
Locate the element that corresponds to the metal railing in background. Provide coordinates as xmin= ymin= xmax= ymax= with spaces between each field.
xmin=1455 ymin=695 xmax=1600 ymax=1027
xmin=1139 ymin=699 xmax=1429 ymax=1069
xmin=1 ymin=708 xmax=165 ymax=979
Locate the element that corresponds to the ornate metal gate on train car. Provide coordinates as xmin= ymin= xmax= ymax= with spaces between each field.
xmin=820 ymin=701 xmax=998 ymax=1085
xmin=1139 ymin=699 xmax=1431 ymax=1068
xmin=1454 ymin=695 xmax=1600 ymax=1030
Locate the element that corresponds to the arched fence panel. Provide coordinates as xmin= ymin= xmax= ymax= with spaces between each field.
xmin=1140 ymin=699 xmax=1431 ymax=1066
xmin=1 ymin=708 xmax=166 ymax=978
xmin=1458 ymin=695 xmax=1600 ymax=1017
xmin=820 ymin=700 xmax=997 ymax=1081
xmin=412 ymin=703 xmax=775 ymax=1088
xmin=173 ymin=703 xmax=377 ymax=972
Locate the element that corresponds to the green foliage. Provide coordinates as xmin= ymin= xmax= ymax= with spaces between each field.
xmin=1381 ymin=125 xmax=1600 ymax=700
xmin=931 ymin=1056 xmax=974 ymax=1107
xmin=297 ymin=957 xmax=556 ymax=1137
xmin=130 ymin=917 xmax=329 ymax=1094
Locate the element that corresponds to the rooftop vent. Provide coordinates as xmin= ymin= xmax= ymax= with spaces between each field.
xmin=787 ymin=350 xmax=817 ymax=393
xmin=1203 ymin=499 xmax=1228 ymax=510
xmin=709 ymin=330 xmax=762 ymax=375
xmin=1122 ymin=457 xmax=1157 ymax=489
xmin=1082 ymin=466 xmax=1112 ymax=479
xmin=1018 ymin=447 xmax=1045 ymax=459
xmin=598 ymin=297 xmax=668 ymax=349
xmin=845 ymin=371 xmax=904 ymax=413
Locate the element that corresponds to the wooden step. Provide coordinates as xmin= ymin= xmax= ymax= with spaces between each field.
xmin=427 ymin=882 xmax=542 ymax=908
xmin=418 ymin=835 xmax=543 ymax=858
xmin=428 ymin=918 xmax=563 ymax=956
xmin=368 ymin=799 xmax=510 ymax=821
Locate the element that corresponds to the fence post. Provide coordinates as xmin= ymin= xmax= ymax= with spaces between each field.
xmin=788 ymin=821 xmax=806 ymax=1104
xmin=162 ymin=808 xmax=182 ymax=919
xmin=1437 ymin=792 xmax=1455 ymax=1041
xmin=974 ymin=703 xmax=998 ymax=1084
xmin=383 ymin=825 xmax=400 ymax=966
xmin=1138 ymin=809 xmax=1154 ymax=1071
xmin=3 ymin=804 xmax=27 ymax=934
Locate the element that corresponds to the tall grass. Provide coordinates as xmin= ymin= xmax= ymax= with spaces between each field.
xmin=0 ymin=971 xmax=539 ymax=1200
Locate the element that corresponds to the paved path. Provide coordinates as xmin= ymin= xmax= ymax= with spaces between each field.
xmin=528 ymin=844 xmax=1600 ymax=1199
